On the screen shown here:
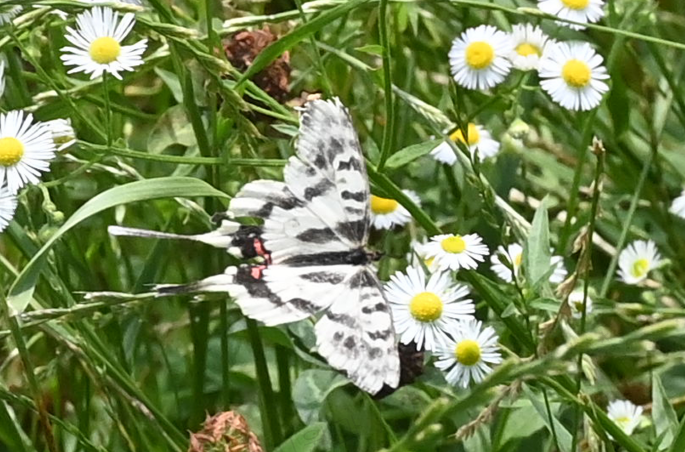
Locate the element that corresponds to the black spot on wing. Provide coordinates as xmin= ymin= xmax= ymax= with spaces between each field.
xmin=337 ymin=158 xmax=362 ymax=171
xmin=303 ymin=178 xmax=335 ymax=201
xmin=336 ymin=219 xmax=367 ymax=243
xmin=368 ymin=330 xmax=392 ymax=340
xmin=234 ymin=266 xmax=320 ymax=314
xmin=368 ymin=348 xmax=383 ymax=359
xmin=296 ymin=227 xmax=338 ymax=244
xmin=341 ymin=190 xmax=365 ymax=202
xmin=343 ymin=337 xmax=356 ymax=349
xmin=361 ymin=302 xmax=389 ymax=314
xmin=301 ymin=271 xmax=346 ymax=284
xmin=348 ymin=270 xmax=375 ymax=288
xmin=327 ymin=312 xmax=356 ymax=328
xmin=326 ymin=137 xmax=345 ymax=161
xmin=313 ymin=153 xmax=327 ymax=169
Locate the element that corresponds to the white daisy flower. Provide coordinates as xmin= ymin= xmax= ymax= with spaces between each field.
xmin=490 ymin=243 xmax=567 ymax=284
xmin=670 ymin=190 xmax=685 ymax=219
xmin=370 ymin=190 xmax=419 ymax=230
xmin=0 ymin=58 xmax=5 ymax=98
xmin=435 ymin=318 xmax=502 ymax=388
xmin=430 ymin=123 xmax=500 ymax=165
xmin=567 ymin=290 xmax=592 ymax=319
xmin=407 ymin=240 xmax=440 ymax=273
xmin=449 ymin=25 xmax=513 ymax=91
xmin=385 ymin=266 xmax=475 ymax=351
xmin=607 ymin=400 xmax=643 ymax=436
xmin=0 ymin=4 xmax=22 ymax=26
xmin=45 ymin=119 xmax=76 ymax=151
xmin=0 ymin=111 xmax=56 ymax=194
xmin=508 ymin=24 xmax=555 ymax=71
xmin=423 ymin=233 xmax=489 ymax=272
xmin=60 ymin=7 xmax=147 ymax=80
xmin=538 ymin=0 xmax=605 ymax=30
xmin=617 ymin=240 xmax=662 ymax=285
xmin=0 ymin=185 xmax=17 ymax=232
xmin=539 ymin=41 xmax=610 ymax=111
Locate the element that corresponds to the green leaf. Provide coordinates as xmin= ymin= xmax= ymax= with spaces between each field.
xmin=273 ymin=423 xmax=326 ymax=452
xmin=522 ymin=384 xmax=572 ymax=452
xmin=653 ymin=374 xmax=678 ymax=450
xmin=355 ymin=44 xmax=385 ymax=56
xmin=292 ymin=370 xmax=348 ymax=424
xmin=524 ymin=196 xmax=551 ymax=288
xmin=668 ymin=415 xmax=685 ymax=452
xmin=384 ymin=139 xmax=441 ymax=170
xmin=236 ymin=0 xmax=369 ymax=87
xmin=7 ymin=177 xmax=229 ymax=315
xmin=499 ymin=403 xmax=547 ymax=445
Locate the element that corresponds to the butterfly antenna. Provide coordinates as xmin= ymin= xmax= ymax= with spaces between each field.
xmin=108 ymin=226 xmax=197 ymax=241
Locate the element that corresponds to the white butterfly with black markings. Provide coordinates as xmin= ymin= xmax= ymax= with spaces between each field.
xmin=110 ymin=98 xmax=400 ymax=394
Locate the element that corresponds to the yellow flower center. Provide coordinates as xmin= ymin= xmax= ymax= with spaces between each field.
xmin=562 ymin=59 xmax=592 ymax=88
xmin=455 ymin=339 xmax=482 ymax=366
xmin=370 ymin=195 xmax=398 ymax=214
xmin=424 ymin=257 xmax=435 ymax=268
xmin=441 ymin=235 xmax=467 ymax=254
xmin=89 ymin=37 xmax=122 ymax=64
xmin=516 ymin=43 xmax=541 ymax=57
xmin=561 ymin=0 xmax=589 ymax=9
xmin=0 ymin=137 xmax=24 ymax=167
xmin=465 ymin=41 xmax=495 ymax=69
xmin=449 ymin=123 xmax=480 ymax=146
xmin=630 ymin=258 xmax=649 ymax=278
xmin=409 ymin=292 xmax=443 ymax=322
xmin=514 ymin=253 xmax=523 ymax=267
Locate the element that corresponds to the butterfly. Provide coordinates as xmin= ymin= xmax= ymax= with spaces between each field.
xmin=110 ymin=98 xmax=400 ymax=394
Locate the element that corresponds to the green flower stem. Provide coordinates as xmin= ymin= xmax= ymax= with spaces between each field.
xmin=77 ymin=140 xmax=287 ymax=167
xmin=375 ymin=0 xmax=396 ymax=172
xmin=245 ymin=319 xmax=282 ymax=449
xmin=599 ymin=138 xmax=659 ymax=298
xmin=558 ymin=111 xmax=597 ymax=253
xmin=102 ymin=73 xmax=113 ymax=148
xmin=570 ymin=143 xmax=605 ymax=452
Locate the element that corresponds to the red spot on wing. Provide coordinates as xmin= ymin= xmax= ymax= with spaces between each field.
xmin=250 ymin=265 xmax=267 ymax=280
xmin=253 ymin=238 xmax=272 ymax=264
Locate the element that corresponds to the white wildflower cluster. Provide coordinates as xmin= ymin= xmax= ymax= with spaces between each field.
xmin=0 ymin=4 xmax=148 ymax=233
xmin=448 ymin=1 xmax=610 ymax=112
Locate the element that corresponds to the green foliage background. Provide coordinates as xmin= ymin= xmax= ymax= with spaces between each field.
xmin=2 ymin=0 xmax=685 ymax=451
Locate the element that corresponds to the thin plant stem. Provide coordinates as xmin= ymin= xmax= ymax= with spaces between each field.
xmin=102 ymin=73 xmax=113 ymax=148
xmin=570 ymin=142 xmax=605 ymax=451
xmin=375 ymin=0 xmax=396 ymax=172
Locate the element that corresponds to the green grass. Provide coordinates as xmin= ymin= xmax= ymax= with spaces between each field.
xmin=2 ymin=0 xmax=685 ymax=451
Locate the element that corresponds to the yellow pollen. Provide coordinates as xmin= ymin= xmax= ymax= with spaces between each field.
xmin=0 ymin=137 xmax=24 ymax=167
xmin=449 ymin=123 xmax=480 ymax=146
xmin=455 ymin=339 xmax=482 ymax=366
xmin=562 ymin=59 xmax=592 ymax=88
xmin=516 ymin=43 xmax=540 ymax=57
xmin=465 ymin=41 xmax=495 ymax=69
xmin=441 ymin=236 xmax=466 ymax=254
xmin=561 ymin=0 xmax=590 ymax=9
xmin=89 ymin=37 xmax=121 ymax=64
xmin=409 ymin=292 xmax=443 ymax=322
xmin=514 ymin=253 xmax=523 ymax=267
xmin=630 ymin=258 xmax=649 ymax=278
xmin=370 ymin=195 xmax=398 ymax=214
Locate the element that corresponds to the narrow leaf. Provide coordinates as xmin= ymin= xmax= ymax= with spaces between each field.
xmin=7 ymin=177 xmax=229 ymax=314
xmin=653 ymin=374 xmax=678 ymax=450
xmin=385 ymin=139 xmax=440 ymax=170
xmin=524 ymin=196 xmax=551 ymax=287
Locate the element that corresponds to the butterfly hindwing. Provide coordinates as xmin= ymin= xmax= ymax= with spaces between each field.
xmin=315 ymin=267 xmax=400 ymax=394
